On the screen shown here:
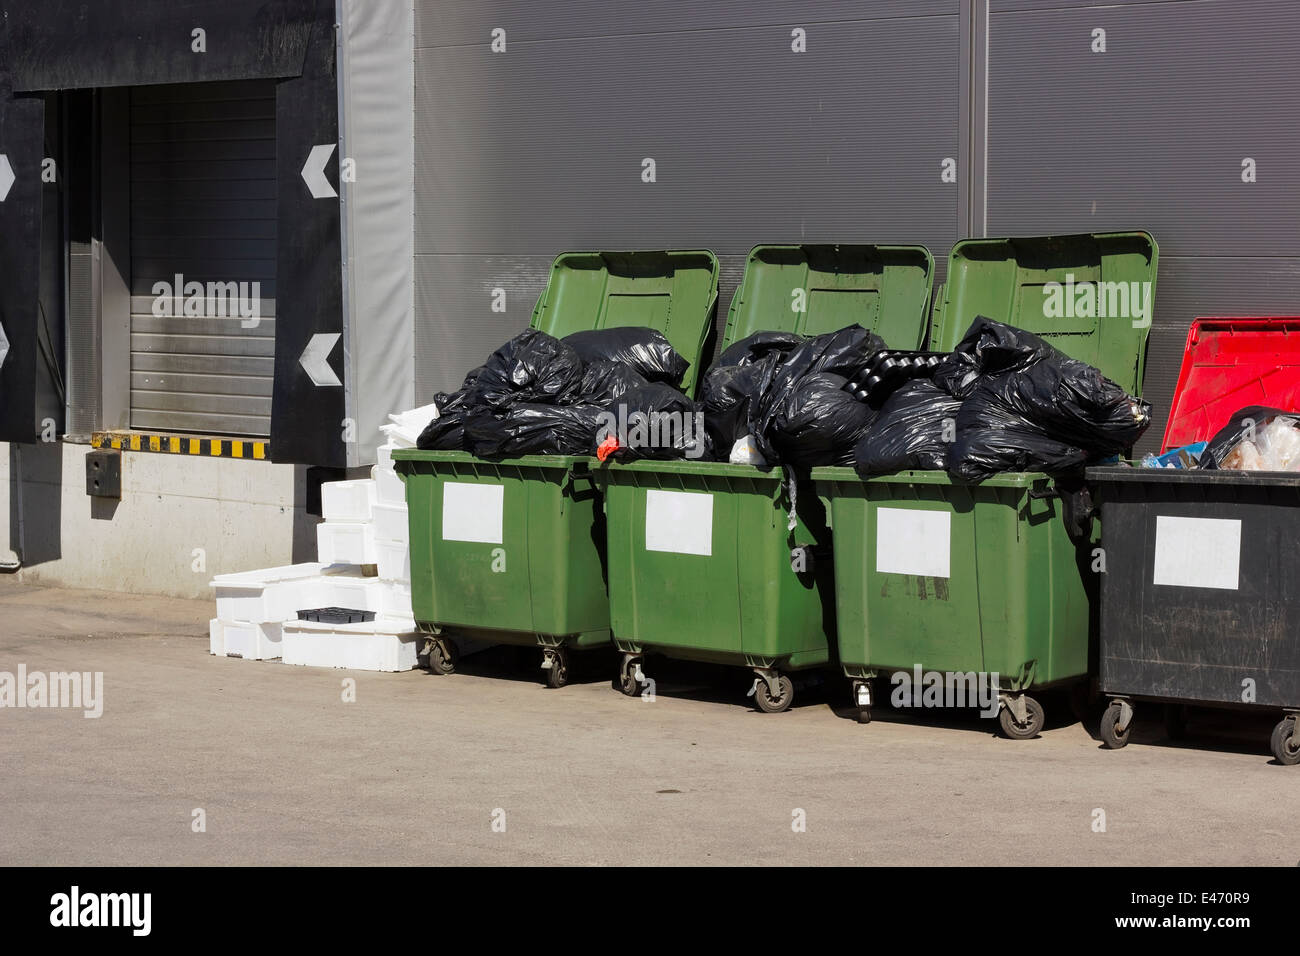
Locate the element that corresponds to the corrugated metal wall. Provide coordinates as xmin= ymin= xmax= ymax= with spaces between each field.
xmin=413 ymin=0 xmax=961 ymax=401
xmin=128 ymin=79 xmax=277 ymax=436
xmin=986 ymin=0 xmax=1300 ymax=451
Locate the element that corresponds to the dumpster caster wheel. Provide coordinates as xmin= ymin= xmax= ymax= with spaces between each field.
xmin=753 ymin=674 xmax=794 ymax=714
xmin=618 ymin=654 xmax=644 ymax=697
xmin=1100 ymin=700 xmax=1132 ymax=749
xmin=1164 ymin=704 xmax=1189 ymax=741
xmin=542 ymin=648 xmax=569 ymax=689
xmin=1270 ymin=717 xmax=1300 ymax=766
xmin=851 ymin=680 xmax=873 ymax=724
xmin=998 ymin=695 xmax=1044 ymax=740
xmin=428 ymin=638 xmax=457 ymax=675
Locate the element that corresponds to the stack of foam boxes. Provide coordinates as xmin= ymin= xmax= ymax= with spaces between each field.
xmin=208 ymin=406 xmax=434 ymax=672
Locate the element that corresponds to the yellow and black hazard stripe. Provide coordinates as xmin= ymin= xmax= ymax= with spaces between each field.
xmin=91 ymin=432 xmax=269 ymax=460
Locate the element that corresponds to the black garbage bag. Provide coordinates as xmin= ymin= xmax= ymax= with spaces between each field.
xmin=947 ymin=399 xmax=1093 ymax=482
xmin=949 ymin=356 xmax=1150 ymax=482
xmin=768 ymin=372 xmax=877 ymax=468
xmin=562 ymin=327 xmax=690 ymax=387
xmin=779 ymin=325 xmax=889 ymax=379
xmin=596 ymin=382 xmax=707 ymax=462
xmin=468 ymin=328 xmax=585 ymax=409
xmin=752 ymin=326 xmax=887 ymax=461
xmin=715 ymin=330 xmax=805 ymax=368
xmin=854 ymin=380 xmax=963 ymax=475
xmin=701 ymin=330 xmax=813 ymax=460
xmin=1199 ymin=406 xmax=1299 ymax=469
xmin=415 ymin=366 xmax=485 ymax=451
xmin=698 ymin=353 xmax=781 ymax=459
xmin=971 ymin=355 xmax=1150 ymax=450
xmin=416 ymin=392 xmax=470 ymax=450
xmin=463 ymin=402 xmax=605 ymax=458
xmin=577 ymin=359 xmax=650 ymax=405
xmin=931 ymin=316 xmax=1058 ymax=398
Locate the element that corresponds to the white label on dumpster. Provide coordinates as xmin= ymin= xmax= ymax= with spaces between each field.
xmin=441 ymin=482 xmax=504 ymax=544
xmin=1152 ymin=515 xmax=1241 ymax=590
xmin=644 ymin=489 xmax=713 ymax=556
xmin=875 ymin=507 xmax=950 ymax=578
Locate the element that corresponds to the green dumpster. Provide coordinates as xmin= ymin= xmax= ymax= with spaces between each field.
xmin=598 ymin=244 xmax=934 ymax=712
xmin=812 ymin=231 xmax=1158 ymax=737
xmin=393 ymin=250 xmax=719 ymax=686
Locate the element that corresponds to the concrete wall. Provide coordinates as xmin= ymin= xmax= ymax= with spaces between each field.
xmin=1 ymin=440 xmax=319 ymax=599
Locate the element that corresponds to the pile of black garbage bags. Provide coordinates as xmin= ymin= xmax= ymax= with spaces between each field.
xmin=417 ymin=316 xmax=1152 ymax=482
xmin=417 ymin=326 xmax=703 ymax=460
xmin=858 ymin=317 xmax=1152 ymax=480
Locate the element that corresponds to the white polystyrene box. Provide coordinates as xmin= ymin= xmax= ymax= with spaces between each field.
xmin=321 ymin=479 xmax=377 ymax=523
xmin=210 ymin=563 xmax=327 ymax=623
xmin=372 ymin=464 xmax=406 ymax=505
xmin=375 ymin=538 xmax=410 ymax=582
xmin=325 ymin=575 xmax=380 ymax=611
xmin=281 ymin=618 xmax=420 ymax=672
xmin=375 ymin=443 xmax=397 ymax=471
xmin=378 ymin=424 xmax=416 ymax=449
xmin=320 ymin=575 xmax=410 ymax=617
xmin=211 ymin=619 xmax=284 ymax=660
xmin=379 ymin=581 xmax=413 ymax=619
xmin=317 ymin=521 xmax=378 ymax=565
xmin=383 ymin=403 xmax=440 ymax=447
xmin=372 ymin=501 xmax=409 ymax=543
xmin=209 ymin=618 xmax=225 ymax=656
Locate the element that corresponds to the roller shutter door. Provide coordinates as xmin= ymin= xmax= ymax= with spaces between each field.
xmin=129 ymin=79 xmax=277 ymax=436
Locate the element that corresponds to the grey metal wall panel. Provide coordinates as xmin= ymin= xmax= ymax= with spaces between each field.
xmin=129 ymin=79 xmax=278 ymax=436
xmin=986 ymin=0 xmax=1299 ymax=256
xmin=415 ymin=1 xmax=960 ymax=49
xmin=985 ymin=0 xmax=1300 ymax=454
xmin=414 ymin=254 xmax=553 ymax=401
xmin=414 ymin=20 xmax=957 ymax=255
xmin=413 ymin=1 xmax=960 ymax=399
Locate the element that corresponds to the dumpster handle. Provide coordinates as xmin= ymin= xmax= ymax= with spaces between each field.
xmin=1028 ymin=481 xmax=1095 ymax=541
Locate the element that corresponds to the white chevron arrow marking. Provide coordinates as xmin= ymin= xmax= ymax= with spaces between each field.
xmin=0 ymin=155 xmax=14 ymax=202
xmin=299 ymin=332 xmax=342 ymax=386
xmin=0 ymin=320 xmax=8 ymax=370
xmin=301 ymin=143 xmax=337 ymax=199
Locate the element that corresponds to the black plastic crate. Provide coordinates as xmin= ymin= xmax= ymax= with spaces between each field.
xmin=296 ymin=607 xmax=377 ymax=625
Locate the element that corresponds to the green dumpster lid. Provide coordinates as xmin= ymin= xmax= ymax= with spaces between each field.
xmin=719 ymin=244 xmax=935 ymax=353
xmin=529 ymin=249 xmax=720 ymax=397
xmin=929 ymin=231 xmax=1159 ymax=396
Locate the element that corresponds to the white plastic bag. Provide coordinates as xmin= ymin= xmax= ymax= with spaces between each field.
xmin=1254 ymin=417 xmax=1300 ymax=471
xmin=729 ymin=434 xmax=768 ymax=467
xmin=1222 ymin=417 xmax=1300 ymax=471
